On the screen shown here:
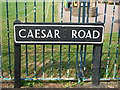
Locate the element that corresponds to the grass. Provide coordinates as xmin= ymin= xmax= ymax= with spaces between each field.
xmin=1 ymin=1 xmax=120 ymax=81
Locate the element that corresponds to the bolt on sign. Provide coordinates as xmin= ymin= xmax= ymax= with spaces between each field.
xmin=14 ymin=22 xmax=104 ymax=44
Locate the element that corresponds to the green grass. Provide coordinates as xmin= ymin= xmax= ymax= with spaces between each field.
xmin=2 ymin=1 xmax=120 ymax=80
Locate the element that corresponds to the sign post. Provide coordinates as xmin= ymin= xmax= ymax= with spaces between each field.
xmin=14 ymin=20 xmax=104 ymax=88
xmin=92 ymin=44 xmax=102 ymax=85
xmin=14 ymin=43 xmax=21 ymax=88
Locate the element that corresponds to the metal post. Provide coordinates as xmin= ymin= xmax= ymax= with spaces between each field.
xmin=14 ymin=43 xmax=21 ymax=88
xmin=92 ymin=44 xmax=102 ymax=86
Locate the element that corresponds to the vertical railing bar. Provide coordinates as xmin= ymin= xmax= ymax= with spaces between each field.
xmin=103 ymin=3 xmax=107 ymax=24
xmin=95 ymin=0 xmax=98 ymax=22
xmin=67 ymin=0 xmax=73 ymax=78
xmin=0 ymin=42 xmax=2 ymax=78
xmin=82 ymin=1 xmax=86 ymax=23
xmin=59 ymin=0 xmax=63 ymax=79
xmin=90 ymin=45 xmax=95 ymax=79
xmin=34 ymin=0 xmax=37 ymax=78
xmin=79 ymin=1 xmax=86 ymax=82
xmin=78 ymin=1 xmax=81 ymax=23
xmin=42 ymin=0 xmax=45 ymax=78
xmin=113 ymin=42 xmax=119 ymax=78
xmin=86 ymin=1 xmax=90 ymax=23
xmin=79 ymin=45 xmax=83 ymax=81
xmin=113 ymin=26 xmax=120 ymax=78
xmin=42 ymin=45 xmax=45 ymax=79
xmin=76 ymin=0 xmax=81 ymax=82
xmin=16 ymin=0 xmax=18 ymax=20
xmin=76 ymin=45 xmax=79 ymax=79
xmin=67 ymin=44 xmax=70 ymax=78
xmin=106 ymin=2 xmax=116 ymax=78
xmin=83 ymin=1 xmax=90 ymax=79
xmin=61 ymin=0 xmax=63 ymax=23
xmin=83 ymin=45 xmax=87 ymax=79
xmin=43 ymin=0 xmax=45 ymax=22
xmin=70 ymin=0 xmax=72 ymax=23
xmin=0 ymin=0 xmax=2 ymax=78
xmin=24 ymin=0 xmax=27 ymax=22
xmin=58 ymin=0 xmax=63 ymax=79
xmin=24 ymin=0 xmax=28 ymax=77
xmin=119 ymin=26 xmax=120 ymax=44
xmin=52 ymin=0 xmax=54 ymax=23
xmin=34 ymin=0 xmax=37 ymax=23
xmin=59 ymin=45 xmax=62 ymax=78
xmin=51 ymin=46 xmax=54 ymax=78
xmin=51 ymin=0 xmax=54 ymax=79
xmin=6 ymin=0 xmax=12 ymax=78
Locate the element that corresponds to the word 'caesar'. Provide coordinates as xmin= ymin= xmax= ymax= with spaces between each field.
xmin=19 ymin=29 xmax=100 ymax=39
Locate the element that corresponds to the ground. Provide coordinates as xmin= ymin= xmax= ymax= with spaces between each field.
xmin=1 ymin=81 xmax=120 ymax=88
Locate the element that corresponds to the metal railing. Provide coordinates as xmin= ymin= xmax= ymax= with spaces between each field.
xmin=1 ymin=0 xmax=120 ymax=82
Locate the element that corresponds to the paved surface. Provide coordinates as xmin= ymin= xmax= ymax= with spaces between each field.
xmin=58 ymin=3 xmax=120 ymax=33
xmin=2 ymin=81 xmax=119 ymax=88
xmin=73 ymin=82 xmax=120 ymax=88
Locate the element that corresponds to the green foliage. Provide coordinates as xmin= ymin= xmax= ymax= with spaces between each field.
xmin=21 ymin=81 xmax=34 ymax=87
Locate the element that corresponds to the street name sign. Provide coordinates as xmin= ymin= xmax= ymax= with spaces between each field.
xmin=14 ymin=22 xmax=104 ymax=44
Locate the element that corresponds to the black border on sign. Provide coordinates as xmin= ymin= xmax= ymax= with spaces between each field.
xmin=14 ymin=21 xmax=104 ymax=45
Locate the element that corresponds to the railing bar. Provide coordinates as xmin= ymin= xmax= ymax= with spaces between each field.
xmin=76 ymin=45 xmax=79 ymax=79
xmin=76 ymin=0 xmax=81 ymax=82
xmin=58 ymin=0 xmax=63 ymax=79
xmin=42 ymin=0 xmax=45 ymax=79
xmin=90 ymin=45 xmax=95 ymax=79
xmin=82 ymin=1 xmax=86 ymax=23
xmin=24 ymin=0 xmax=27 ymax=22
xmin=83 ymin=45 xmax=87 ymax=78
xmin=2 ymin=77 xmax=120 ymax=81
xmin=42 ymin=45 xmax=45 ymax=79
xmin=83 ymin=1 xmax=90 ymax=79
xmin=67 ymin=0 xmax=73 ymax=78
xmin=70 ymin=0 xmax=72 ymax=23
xmin=24 ymin=0 xmax=28 ymax=77
xmin=113 ymin=44 xmax=119 ymax=78
xmin=78 ymin=1 xmax=81 ymax=23
xmin=34 ymin=45 xmax=37 ymax=78
xmin=16 ymin=0 xmax=18 ymax=20
xmin=95 ymin=0 xmax=98 ymax=22
xmin=86 ymin=1 xmax=90 ymax=23
xmin=106 ymin=2 xmax=116 ymax=78
xmin=52 ymin=0 xmax=54 ymax=23
xmin=59 ymin=45 xmax=62 ymax=78
xmin=60 ymin=0 xmax=63 ymax=23
xmin=51 ymin=0 xmax=54 ymax=78
xmin=6 ymin=0 xmax=12 ymax=78
xmin=79 ymin=1 xmax=86 ymax=81
xmin=103 ymin=3 xmax=107 ymax=24
xmin=34 ymin=0 xmax=37 ymax=78
xmin=113 ymin=14 xmax=120 ymax=78
xmin=50 ymin=45 xmax=54 ymax=78
xmin=43 ymin=0 xmax=45 ymax=22
xmin=67 ymin=45 xmax=70 ymax=78
xmin=79 ymin=45 xmax=83 ymax=81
